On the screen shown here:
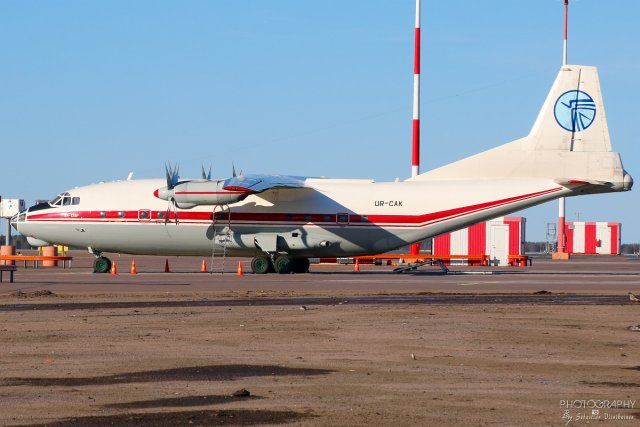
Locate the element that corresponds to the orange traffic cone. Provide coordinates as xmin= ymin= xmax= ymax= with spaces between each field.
xmin=236 ymin=261 xmax=244 ymax=277
xmin=201 ymin=259 xmax=207 ymax=273
xmin=111 ymin=261 xmax=118 ymax=275
xmin=354 ymin=258 xmax=360 ymax=272
xmin=164 ymin=259 xmax=170 ymax=273
xmin=130 ymin=259 xmax=137 ymax=275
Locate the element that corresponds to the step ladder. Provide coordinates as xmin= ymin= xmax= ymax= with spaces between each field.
xmin=210 ymin=204 xmax=232 ymax=274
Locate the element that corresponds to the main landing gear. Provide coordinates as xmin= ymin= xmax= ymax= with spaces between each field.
xmin=250 ymin=255 xmax=310 ymax=274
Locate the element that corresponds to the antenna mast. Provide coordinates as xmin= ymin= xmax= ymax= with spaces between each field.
xmin=409 ymin=0 xmax=422 ymax=255
xmin=411 ymin=0 xmax=421 ymax=178
xmin=557 ymin=0 xmax=569 ymax=257
xmin=563 ymin=0 xmax=568 ymax=66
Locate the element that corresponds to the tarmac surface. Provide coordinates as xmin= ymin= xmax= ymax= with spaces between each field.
xmin=0 ymin=252 xmax=639 ymax=425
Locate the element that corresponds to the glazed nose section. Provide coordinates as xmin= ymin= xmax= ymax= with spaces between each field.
xmin=10 ymin=213 xmax=20 ymax=232
xmin=10 ymin=207 xmax=30 ymax=233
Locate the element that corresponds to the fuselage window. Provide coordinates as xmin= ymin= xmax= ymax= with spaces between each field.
xmin=337 ymin=213 xmax=349 ymax=224
xmin=118 ymin=211 xmax=125 ymax=218
xmin=100 ymin=211 xmax=107 ymax=218
xmin=140 ymin=211 xmax=149 ymax=219
xmin=157 ymin=212 xmax=165 ymax=219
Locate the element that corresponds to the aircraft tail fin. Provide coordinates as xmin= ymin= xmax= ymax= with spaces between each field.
xmin=526 ymin=65 xmax=610 ymax=153
xmin=410 ymin=65 xmax=632 ymax=193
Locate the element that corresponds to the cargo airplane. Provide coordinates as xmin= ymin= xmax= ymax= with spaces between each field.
xmin=12 ymin=65 xmax=633 ymax=273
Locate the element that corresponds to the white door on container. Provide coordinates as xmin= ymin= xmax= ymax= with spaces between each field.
xmin=573 ymin=223 xmax=585 ymax=253
xmin=596 ymin=224 xmax=611 ymax=254
xmin=490 ymin=225 xmax=509 ymax=266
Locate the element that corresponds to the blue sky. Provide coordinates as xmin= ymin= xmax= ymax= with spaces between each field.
xmin=0 ymin=0 xmax=638 ymax=242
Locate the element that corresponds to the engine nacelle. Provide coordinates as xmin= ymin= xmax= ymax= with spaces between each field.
xmin=154 ymin=180 xmax=250 ymax=208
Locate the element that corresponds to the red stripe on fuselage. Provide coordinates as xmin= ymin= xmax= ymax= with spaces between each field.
xmin=26 ymin=187 xmax=562 ymax=228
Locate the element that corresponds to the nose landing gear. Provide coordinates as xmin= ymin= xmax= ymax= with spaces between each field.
xmin=89 ymin=248 xmax=112 ymax=273
xmin=93 ymin=256 xmax=112 ymax=273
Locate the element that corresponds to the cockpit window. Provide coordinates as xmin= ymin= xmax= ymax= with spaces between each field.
xmin=49 ymin=192 xmax=74 ymax=207
xmin=72 ymin=197 xmax=80 ymax=205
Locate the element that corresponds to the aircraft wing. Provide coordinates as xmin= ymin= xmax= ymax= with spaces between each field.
xmin=222 ymin=174 xmax=310 ymax=193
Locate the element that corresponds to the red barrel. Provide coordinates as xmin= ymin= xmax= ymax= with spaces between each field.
xmin=42 ymin=246 xmax=58 ymax=267
xmin=0 ymin=245 xmax=15 ymax=266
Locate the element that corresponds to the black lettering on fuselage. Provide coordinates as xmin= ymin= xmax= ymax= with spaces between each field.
xmin=374 ymin=200 xmax=404 ymax=207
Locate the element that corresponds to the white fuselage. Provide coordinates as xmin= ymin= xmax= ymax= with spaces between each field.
xmin=14 ymin=177 xmax=568 ymax=257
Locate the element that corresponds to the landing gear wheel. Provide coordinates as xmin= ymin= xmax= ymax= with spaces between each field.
xmin=93 ymin=256 xmax=112 ymax=273
xmin=251 ymin=255 xmax=273 ymax=274
xmin=291 ymin=258 xmax=310 ymax=273
xmin=273 ymin=255 xmax=293 ymax=274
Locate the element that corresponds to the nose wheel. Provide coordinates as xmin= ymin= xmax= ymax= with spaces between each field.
xmin=93 ymin=256 xmax=112 ymax=273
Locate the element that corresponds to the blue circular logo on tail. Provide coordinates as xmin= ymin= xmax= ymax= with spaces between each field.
xmin=554 ymin=90 xmax=596 ymax=132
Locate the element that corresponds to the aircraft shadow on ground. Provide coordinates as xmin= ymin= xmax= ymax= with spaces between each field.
xmin=103 ymin=394 xmax=262 ymax=409
xmin=2 ymin=364 xmax=333 ymax=387
xmin=20 ymin=409 xmax=311 ymax=427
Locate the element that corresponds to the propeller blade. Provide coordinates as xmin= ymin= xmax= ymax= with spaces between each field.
xmin=201 ymin=164 xmax=212 ymax=180
xmin=164 ymin=198 xmax=179 ymax=225
xmin=165 ymin=163 xmax=172 ymax=189
xmin=165 ymin=162 xmax=180 ymax=189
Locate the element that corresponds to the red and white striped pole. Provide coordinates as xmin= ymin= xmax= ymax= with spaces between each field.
xmin=411 ymin=0 xmax=421 ymax=178
xmin=557 ymin=0 xmax=568 ymax=254
xmin=409 ymin=0 xmax=421 ymax=255
xmin=563 ymin=0 xmax=568 ymax=66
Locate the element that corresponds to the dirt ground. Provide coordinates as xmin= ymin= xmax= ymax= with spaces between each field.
xmin=0 ymin=254 xmax=639 ymax=426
